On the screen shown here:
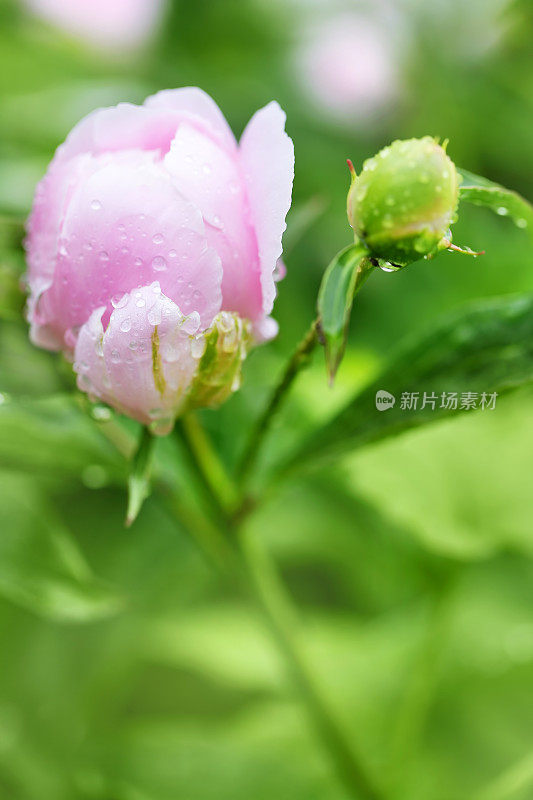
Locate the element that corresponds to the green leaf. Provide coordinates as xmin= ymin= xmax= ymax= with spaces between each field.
xmin=0 ymin=473 xmax=123 ymax=622
xmin=126 ymin=426 xmax=155 ymax=527
xmin=284 ymin=294 xmax=533 ymax=470
xmin=458 ymin=168 xmax=533 ymax=235
xmin=317 ymin=243 xmax=374 ymax=383
xmin=0 ymin=394 xmax=125 ymax=480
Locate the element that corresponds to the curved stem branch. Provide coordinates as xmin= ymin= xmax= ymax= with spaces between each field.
xmin=237 ymin=319 xmax=319 ymax=483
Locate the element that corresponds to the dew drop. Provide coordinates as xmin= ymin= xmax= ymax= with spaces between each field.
xmin=134 ymin=257 xmax=143 ymax=267
xmin=516 ymin=218 xmax=527 ymax=229
xmin=99 ymin=251 xmax=109 ymax=262
xmin=168 ymin=249 xmax=178 ymax=259
xmin=152 ymin=233 xmax=164 ymax=245
xmin=496 ymin=206 xmax=508 ymax=216
xmin=190 ymin=336 xmax=206 ymax=359
xmin=152 ymin=256 xmax=167 ymax=272
xmin=119 ymin=318 xmax=132 ymax=333
xmin=379 ymin=262 xmax=401 ymax=273
xmin=111 ymin=293 xmax=128 ymax=309
xmin=218 ymin=311 xmax=233 ymax=333
xmin=91 ymin=200 xmax=102 ymax=211
xmin=147 ymin=307 xmax=162 ymax=326
xmin=110 ymin=348 xmax=121 ymax=364
xmin=182 ymin=311 xmax=201 ymax=335
xmin=136 ymin=298 xmax=146 ymax=308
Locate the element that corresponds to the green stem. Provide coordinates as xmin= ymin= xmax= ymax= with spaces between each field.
xmin=237 ymin=318 xmax=319 ymax=483
xmin=174 ymin=415 xmax=234 ymax=526
xmin=238 ymin=527 xmax=382 ymax=800
xmin=175 ymin=413 xmax=239 ymax=513
xmin=172 ymin=416 xmax=383 ymax=800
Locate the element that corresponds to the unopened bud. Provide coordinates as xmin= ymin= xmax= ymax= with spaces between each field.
xmin=347 ymin=137 xmax=459 ymax=268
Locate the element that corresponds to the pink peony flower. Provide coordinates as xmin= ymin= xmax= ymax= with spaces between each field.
xmin=25 ymin=88 xmax=294 ymax=432
xmin=294 ymin=13 xmax=400 ymax=124
xmin=21 ymin=0 xmax=167 ymax=52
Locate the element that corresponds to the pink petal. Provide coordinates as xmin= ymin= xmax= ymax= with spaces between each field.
xmin=74 ymin=283 xmax=202 ymax=430
xmin=239 ymin=101 xmax=294 ymax=317
xmin=164 ymin=123 xmax=262 ymax=322
xmin=146 ymin=88 xmax=237 ymax=151
xmin=55 ymin=88 xmax=236 ymax=167
xmin=36 ymin=151 xmax=222 ymax=350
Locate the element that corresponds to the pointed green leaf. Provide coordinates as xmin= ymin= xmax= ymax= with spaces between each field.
xmin=284 ymin=294 xmax=533 ymax=470
xmin=458 ymin=168 xmax=533 ymax=235
xmin=317 ymin=243 xmax=374 ymax=383
xmin=0 ymin=473 xmax=123 ymax=622
xmin=126 ymin=426 xmax=154 ymax=527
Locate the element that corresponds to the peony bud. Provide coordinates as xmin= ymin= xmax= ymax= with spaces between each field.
xmin=347 ymin=137 xmax=459 ymax=268
xmin=25 ymin=88 xmax=294 ymax=432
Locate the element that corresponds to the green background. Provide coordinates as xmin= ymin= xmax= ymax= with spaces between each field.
xmin=0 ymin=0 xmax=532 ymax=798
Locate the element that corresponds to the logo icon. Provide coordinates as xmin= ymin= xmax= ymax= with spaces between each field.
xmin=375 ymin=390 xmax=395 ymax=411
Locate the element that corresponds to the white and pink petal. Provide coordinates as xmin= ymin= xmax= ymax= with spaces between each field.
xmin=73 ymin=283 xmax=204 ymax=431
xmin=239 ymin=101 xmax=294 ymax=318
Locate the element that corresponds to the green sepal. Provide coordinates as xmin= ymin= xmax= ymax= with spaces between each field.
xmin=185 ymin=312 xmax=251 ymax=411
xmin=125 ymin=425 xmax=154 ymax=527
xmin=317 ymin=243 xmax=374 ymax=384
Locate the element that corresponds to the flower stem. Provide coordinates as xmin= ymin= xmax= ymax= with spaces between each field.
xmin=172 ymin=416 xmax=383 ymax=800
xmin=237 ymin=318 xmax=319 ymax=483
xmin=175 ymin=413 xmax=239 ymax=516
xmin=237 ymin=527 xmax=382 ymax=800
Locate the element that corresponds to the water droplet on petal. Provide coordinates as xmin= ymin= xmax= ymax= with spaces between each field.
xmin=111 ymin=294 xmax=128 ymax=309
xmin=182 ymin=311 xmax=201 ymax=335
xmin=152 ymin=256 xmax=167 ymax=272
xmin=152 ymin=233 xmax=164 ymax=245
xmin=147 ymin=307 xmax=162 ymax=326
xmin=91 ymin=200 xmax=102 ymax=211
xmin=119 ymin=318 xmax=132 ymax=333
xmin=136 ymin=298 xmax=146 ymax=308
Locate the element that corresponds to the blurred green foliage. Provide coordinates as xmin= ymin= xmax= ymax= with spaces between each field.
xmin=0 ymin=0 xmax=532 ymax=798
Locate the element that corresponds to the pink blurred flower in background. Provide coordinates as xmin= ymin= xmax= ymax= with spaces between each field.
xmin=25 ymin=88 xmax=294 ymax=431
xmin=21 ymin=0 xmax=167 ymax=52
xmin=293 ymin=11 xmax=401 ymax=124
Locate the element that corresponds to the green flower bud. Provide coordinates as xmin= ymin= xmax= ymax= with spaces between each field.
xmin=347 ymin=137 xmax=459 ymax=268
